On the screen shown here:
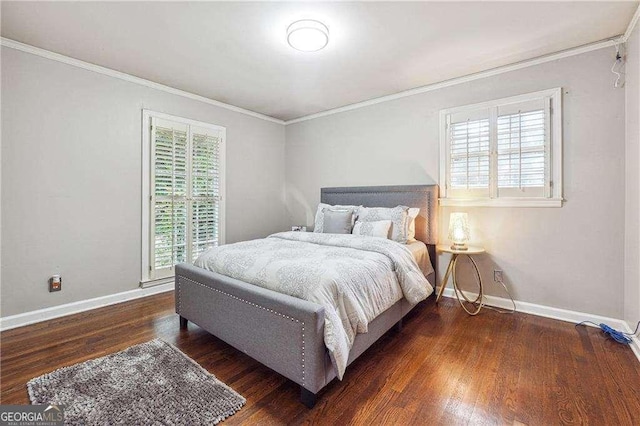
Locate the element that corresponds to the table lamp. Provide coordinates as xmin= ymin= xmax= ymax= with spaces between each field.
xmin=448 ymin=212 xmax=470 ymax=250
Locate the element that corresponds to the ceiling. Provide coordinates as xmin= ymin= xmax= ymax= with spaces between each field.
xmin=1 ymin=1 xmax=637 ymax=121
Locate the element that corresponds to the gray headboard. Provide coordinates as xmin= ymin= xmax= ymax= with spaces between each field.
xmin=320 ymin=185 xmax=439 ymax=274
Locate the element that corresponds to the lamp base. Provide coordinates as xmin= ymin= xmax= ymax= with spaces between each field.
xmin=450 ymin=243 xmax=468 ymax=251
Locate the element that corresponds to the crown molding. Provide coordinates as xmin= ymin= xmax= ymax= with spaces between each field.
xmin=284 ymin=36 xmax=622 ymax=125
xmin=623 ymin=4 xmax=640 ymax=42
xmin=0 ymin=37 xmax=285 ymax=125
xmin=2 ymin=22 xmax=634 ymax=129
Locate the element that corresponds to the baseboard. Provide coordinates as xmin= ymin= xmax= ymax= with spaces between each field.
xmin=2 ymin=282 xmax=637 ymax=364
xmin=439 ymin=287 xmax=640 ymax=363
xmin=0 ymin=282 xmax=175 ymax=332
xmin=622 ymin=322 xmax=640 ymax=361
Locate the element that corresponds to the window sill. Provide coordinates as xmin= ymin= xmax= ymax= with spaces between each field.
xmin=139 ymin=276 xmax=175 ymax=289
xmin=439 ymin=197 xmax=563 ymax=208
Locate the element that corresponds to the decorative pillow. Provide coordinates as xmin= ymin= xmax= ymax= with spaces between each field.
xmin=322 ymin=209 xmax=354 ymax=234
xmin=356 ymin=206 xmax=410 ymax=243
xmin=406 ymin=208 xmax=420 ymax=243
xmin=313 ymin=203 xmax=359 ymax=233
xmin=352 ymin=220 xmax=392 ymax=239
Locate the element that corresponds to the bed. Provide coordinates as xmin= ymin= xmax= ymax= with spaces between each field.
xmin=175 ymin=184 xmax=438 ymax=407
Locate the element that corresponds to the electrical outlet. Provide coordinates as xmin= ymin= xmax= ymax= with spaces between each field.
xmin=49 ymin=275 xmax=62 ymax=292
xmin=494 ymin=270 xmax=503 ymax=283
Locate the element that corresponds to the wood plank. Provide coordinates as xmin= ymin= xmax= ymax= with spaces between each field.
xmin=2 ymin=292 xmax=639 ymax=425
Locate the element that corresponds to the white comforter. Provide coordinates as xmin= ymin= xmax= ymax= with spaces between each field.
xmin=194 ymin=231 xmax=433 ymax=378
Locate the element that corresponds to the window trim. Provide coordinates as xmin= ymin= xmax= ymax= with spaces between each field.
xmin=140 ymin=109 xmax=226 ymax=284
xmin=439 ymin=88 xmax=563 ymax=208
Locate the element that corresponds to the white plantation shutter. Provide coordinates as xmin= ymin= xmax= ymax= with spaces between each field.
xmin=190 ymin=127 xmax=222 ymax=259
xmin=496 ymin=99 xmax=549 ymax=198
xmin=447 ymin=110 xmax=491 ymax=198
xmin=440 ymin=89 xmax=561 ymax=206
xmin=147 ymin=115 xmax=225 ymax=280
xmin=151 ymin=119 xmax=188 ymax=276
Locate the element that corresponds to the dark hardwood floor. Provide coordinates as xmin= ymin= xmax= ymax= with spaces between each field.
xmin=2 ymin=292 xmax=639 ymax=425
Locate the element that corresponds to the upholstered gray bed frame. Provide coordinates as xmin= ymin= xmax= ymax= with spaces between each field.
xmin=175 ymin=184 xmax=438 ymax=407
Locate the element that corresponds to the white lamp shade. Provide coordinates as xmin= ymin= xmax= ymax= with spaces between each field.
xmin=448 ymin=212 xmax=470 ymax=249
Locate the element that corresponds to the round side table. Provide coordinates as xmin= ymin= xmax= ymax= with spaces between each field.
xmin=436 ymin=245 xmax=486 ymax=315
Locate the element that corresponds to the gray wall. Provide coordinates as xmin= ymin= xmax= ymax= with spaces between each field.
xmin=285 ymin=48 xmax=626 ymax=318
xmin=2 ymin=42 xmax=634 ymax=321
xmin=625 ymin=23 xmax=640 ymax=327
xmin=1 ymin=47 xmax=287 ymax=317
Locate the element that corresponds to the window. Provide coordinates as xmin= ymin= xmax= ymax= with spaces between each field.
xmin=141 ymin=110 xmax=225 ymax=283
xmin=439 ymin=88 xmax=562 ymax=207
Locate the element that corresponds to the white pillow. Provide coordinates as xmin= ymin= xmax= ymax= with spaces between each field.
xmin=352 ymin=220 xmax=392 ymax=239
xmin=313 ymin=203 xmax=359 ymax=233
xmin=406 ymin=208 xmax=420 ymax=243
xmin=356 ymin=206 xmax=410 ymax=243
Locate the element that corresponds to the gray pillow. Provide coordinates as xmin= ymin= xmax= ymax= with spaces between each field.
xmin=322 ymin=209 xmax=354 ymax=234
xmin=313 ymin=203 xmax=359 ymax=233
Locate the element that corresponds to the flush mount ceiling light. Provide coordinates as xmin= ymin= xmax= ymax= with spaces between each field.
xmin=287 ymin=20 xmax=329 ymax=52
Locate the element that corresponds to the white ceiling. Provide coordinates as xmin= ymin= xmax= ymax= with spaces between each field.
xmin=1 ymin=1 xmax=637 ymax=121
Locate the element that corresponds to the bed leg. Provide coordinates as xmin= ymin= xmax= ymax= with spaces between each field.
xmin=179 ymin=316 xmax=188 ymax=329
xmin=300 ymin=386 xmax=317 ymax=408
xmin=395 ymin=318 xmax=403 ymax=332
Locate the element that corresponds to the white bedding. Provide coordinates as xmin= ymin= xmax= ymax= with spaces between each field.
xmin=194 ymin=232 xmax=433 ymax=379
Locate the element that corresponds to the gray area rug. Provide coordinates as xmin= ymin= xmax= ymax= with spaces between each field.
xmin=28 ymin=339 xmax=245 ymax=425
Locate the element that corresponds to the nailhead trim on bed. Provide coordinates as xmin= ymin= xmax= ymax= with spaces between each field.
xmin=177 ymin=275 xmax=306 ymax=385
